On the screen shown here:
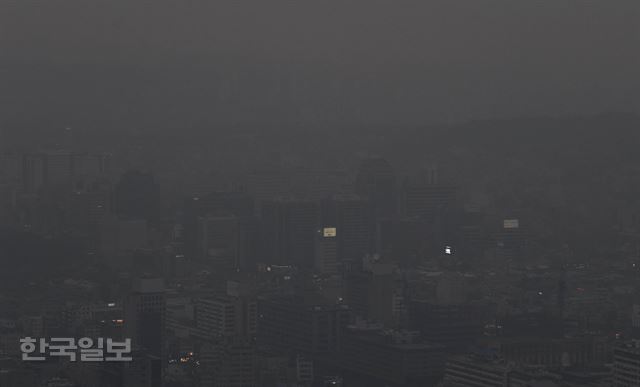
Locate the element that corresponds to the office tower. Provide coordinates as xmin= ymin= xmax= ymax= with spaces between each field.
xmin=409 ymin=301 xmax=484 ymax=351
xmin=346 ymin=262 xmax=405 ymax=326
xmin=632 ymin=305 xmax=640 ymax=337
xmin=124 ymin=278 xmax=166 ymax=360
xmin=185 ymin=191 xmax=255 ymax=219
xmin=295 ymin=355 xmax=314 ymax=386
xmin=355 ymin=157 xmax=396 ymax=220
xmin=458 ymin=209 xmax=486 ymax=258
xmin=0 ymin=153 xmax=22 ymax=184
xmin=494 ymin=216 xmax=527 ymax=261
xmin=123 ymin=351 xmax=163 ymax=387
xmin=258 ymin=296 xmax=351 ymax=355
xmin=19 ymin=151 xmax=112 ymax=194
xmin=444 ymin=355 xmax=507 ymax=387
xmin=42 ymin=151 xmax=75 ymax=188
xmin=22 ymin=153 xmax=46 ymax=193
xmin=216 ymin=338 xmax=257 ymax=387
xmin=194 ymin=295 xmax=257 ymax=340
xmin=339 ymin=324 xmax=444 ymax=386
xmin=315 ymin=227 xmax=339 ymax=274
xmin=0 ymin=183 xmax=17 ymax=227
xmin=389 ymin=218 xmax=436 ymax=267
xmin=236 ymin=215 xmax=261 ymax=270
xmin=115 ymin=170 xmax=159 ymax=221
xmin=197 ymin=215 xmax=240 ymax=269
xmin=199 ymin=337 xmax=257 ymax=387
xmin=401 ymin=166 xmax=458 ymax=220
xmin=72 ymin=152 xmax=112 ymax=189
xmin=183 ymin=191 xmax=255 ymax=262
xmin=68 ymin=189 xmax=111 ymax=234
xmin=612 ymin=342 xmax=640 ymax=387
xmin=99 ymin=217 xmax=149 ymax=265
xmin=488 ymin=335 xmax=609 ymax=368
xmin=246 ymin=165 xmax=290 ymax=212
xmin=261 ymin=198 xmax=319 ymax=269
xmin=321 ymin=195 xmax=373 ymax=266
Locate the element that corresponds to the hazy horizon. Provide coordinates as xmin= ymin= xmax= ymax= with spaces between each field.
xmin=1 ymin=1 xmax=639 ymax=130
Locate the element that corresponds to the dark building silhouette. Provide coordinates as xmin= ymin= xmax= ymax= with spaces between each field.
xmin=321 ymin=195 xmax=373 ymax=267
xmin=115 ymin=170 xmax=159 ymax=222
xmin=124 ymin=278 xmax=166 ymax=386
xmin=182 ymin=191 xmax=256 ymax=264
xmin=339 ymin=324 xmax=445 ymax=386
xmin=258 ymin=296 xmax=351 ymax=356
xmin=260 ymin=198 xmax=319 ymax=269
xmin=409 ymin=301 xmax=484 ymax=352
xmin=355 ymin=157 xmax=396 ymax=221
xmin=401 ymin=173 xmax=457 ymax=220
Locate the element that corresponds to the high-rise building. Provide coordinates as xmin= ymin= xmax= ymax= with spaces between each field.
xmin=355 ymin=157 xmax=396 ymax=220
xmin=72 ymin=152 xmax=112 ymax=189
xmin=321 ymin=195 xmax=373 ymax=266
xmin=339 ymin=324 xmax=444 ymax=386
xmin=197 ymin=215 xmax=240 ymax=269
xmin=261 ymin=198 xmax=319 ymax=268
xmin=115 ymin=170 xmax=159 ymax=222
xmin=19 ymin=151 xmax=112 ymax=194
xmin=346 ymin=262 xmax=405 ymax=326
xmin=124 ymin=278 xmax=166 ymax=360
xmin=409 ymin=301 xmax=484 ymax=351
xmin=295 ymin=355 xmax=314 ymax=386
xmin=0 ymin=153 xmax=22 ymax=185
xmin=493 ymin=216 xmax=527 ymax=261
xmin=401 ymin=173 xmax=457 ymax=220
xmin=68 ymin=189 xmax=111 ymax=233
xmin=182 ymin=191 xmax=256 ymax=264
xmin=258 ymin=296 xmax=351 ymax=356
xmin=194 ymin=295 xmax=257 ymax=340
xmin=444 ymin=355 xmax=507 ymax=387
xmin=42 ymin=151 xmax=75 ymax=188
xmin=613 ymin=342 xmax=640 ymax=387
xmin=199 ymin=337 xmax=257 ymax=387
xmin=246 ymin=165 xmax=290 ymax=212
xmin=314 ymin=226 xmax=339 ymax=275
xmin=22 ymin=153 xmax=45 ymax=193
xmin=389 ymin=218 xmax=437 ymax=267
xmin=122 ymin=351 xmax=163 ymax=387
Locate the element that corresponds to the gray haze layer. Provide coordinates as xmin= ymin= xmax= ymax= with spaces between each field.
xmin=1 ymin=1 xmax=639 ymax=130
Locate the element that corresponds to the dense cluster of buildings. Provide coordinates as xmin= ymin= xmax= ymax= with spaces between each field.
xmin=0 ymin=147 xmax=639 ymax=387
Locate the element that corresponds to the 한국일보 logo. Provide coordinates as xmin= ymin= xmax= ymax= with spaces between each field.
xmin=20 ymin=337 xmax=132 ymax=362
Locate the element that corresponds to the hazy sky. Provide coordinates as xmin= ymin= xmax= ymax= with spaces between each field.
xmin=1 ymin=1 xmax=639 ymax=130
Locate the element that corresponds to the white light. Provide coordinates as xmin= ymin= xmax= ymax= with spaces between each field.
xmin=444 ymin=246 xmax=452 ymax=255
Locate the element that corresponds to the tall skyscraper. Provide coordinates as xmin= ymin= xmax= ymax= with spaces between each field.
xmin=401 ymin=174 xmax=457 ymax=220
xmin=258 ymin=296 xmax=351 ymax=356
xmin=197 ymin=215 xmax=240 ymax=269
xmin=124 ymin=278 xmax=166 ymax=362
xmin=355 ymin=157 xmax=396 ymax=220
xmin=315 ymin=227 xmax=339 ymax=274
xmin=182 ymin=191 xmax=255 ymax=263
xmin=195 ymin=295 xmax=257 ymax=340
xmin=261 ymin=198 xmax=319 ymax=269
xmin=198 ymin=337 xmax=257 ymax=387
xmin=321 ymin=195 xmax=373 ymax=267
xmin=613 ymin=342 xmax=640 ymax=387
xmin=115 ymin=170 xmax=159 ymax=222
